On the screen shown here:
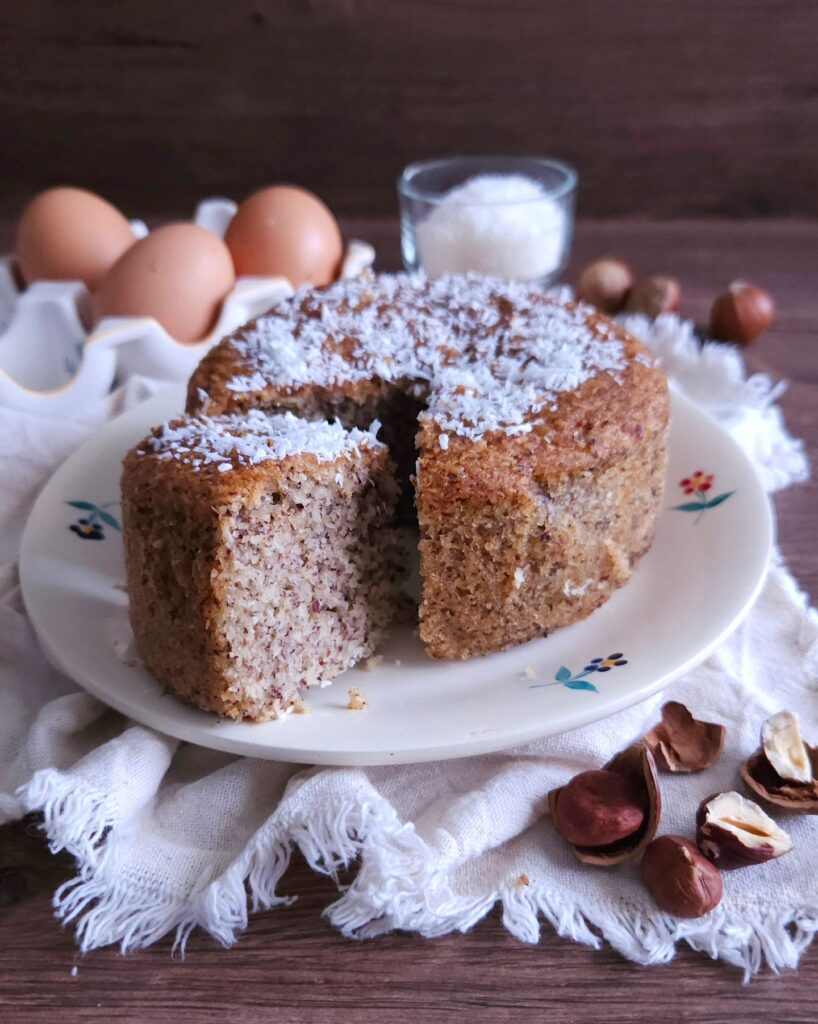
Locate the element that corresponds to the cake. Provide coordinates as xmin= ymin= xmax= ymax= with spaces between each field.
xmin=121 ymin=409 xmax=403 ymax=720
xmin=187 ymin=273 xmax=670 ymax=660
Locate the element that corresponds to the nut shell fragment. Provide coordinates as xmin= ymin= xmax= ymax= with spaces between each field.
xmin=696 ymin=791 xmax=792 ymax=869
xmin=548 ymin=743 xmax=661 ymax=866
xmin=644 ymin=701 xmax=725 ymax=773
xmin=641 ymin=836 xmax=722 ymax=918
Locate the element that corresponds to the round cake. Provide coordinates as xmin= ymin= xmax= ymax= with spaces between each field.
xmin=188 ymin=272 xmax=670 ymax=659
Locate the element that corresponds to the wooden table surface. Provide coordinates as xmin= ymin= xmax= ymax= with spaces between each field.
xmin=1 ymin=219 xmax=816 ymax=1023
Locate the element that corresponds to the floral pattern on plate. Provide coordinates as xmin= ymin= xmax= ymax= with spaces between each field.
xmin=67 ymin=500 xmax=121 ymax=541
xmin=529 ymin=653 xmax=628 ymax=694
xmin=671 ymin=471 xmax=734 ymax=522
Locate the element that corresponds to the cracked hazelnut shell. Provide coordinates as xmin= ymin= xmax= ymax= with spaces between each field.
xmin=741 ymin=711 xmax=818 ymax=813
xmin=644 ymin=701 xmax=725 ymax=773
xmin=641 ymin=836 xmax=722 ymax=918
xmin=548 ymin=743 xmax=661 ymax=866
xmin=696 ymin=791 xmax=792 ymax=869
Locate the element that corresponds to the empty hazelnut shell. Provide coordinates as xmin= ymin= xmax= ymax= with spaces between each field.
xmin=548 ymin=743 xmax=661 ymax=866
xmin=644 ymin=701 xmax=726 ymax=773
xmin=696 ymin=791 xmax=792 ymax=869
xmin=741 ymin=711 xmax=818 ymax=814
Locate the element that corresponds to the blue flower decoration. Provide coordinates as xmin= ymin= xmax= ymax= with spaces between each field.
xmin=66 ymin=501 xmax=120 ymax=542
xmin=530 ymin=652 xmax=628 ymax=694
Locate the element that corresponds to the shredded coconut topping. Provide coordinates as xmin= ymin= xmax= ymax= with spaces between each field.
xmin=138 ymin=408 xmax=380 ymax=473
xmin=219 ymin=273 xmax=628 ymax=441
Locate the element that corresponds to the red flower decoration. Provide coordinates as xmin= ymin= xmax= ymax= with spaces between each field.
xmin=673 ymin=471 xmax=734 ymax=521
xmin=680 ymin=471 xmax=714 ymax=495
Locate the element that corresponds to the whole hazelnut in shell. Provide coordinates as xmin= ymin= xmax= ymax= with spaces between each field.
xmin=710 ymin=281 xmax=775 ymax=345
xmin=576 ymin=258 xmax=634 ymax=314
xmin=551 ymin=768 xmax=645 ymax=847
xmin=641 ymin=836 xmax=722 ymax=918
xmin=623 ymin=275 xmax=681 ymax=319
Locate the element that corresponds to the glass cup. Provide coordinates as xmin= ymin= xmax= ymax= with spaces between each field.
xmin=398 ymin=155 xmax=577 ymax=286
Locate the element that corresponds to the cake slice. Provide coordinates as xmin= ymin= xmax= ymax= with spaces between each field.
xmin=121 ymin=409 xmax=403 ymax=721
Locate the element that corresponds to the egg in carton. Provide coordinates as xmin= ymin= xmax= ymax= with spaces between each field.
xmin=0 ymin=198 xmax=375 ymax=419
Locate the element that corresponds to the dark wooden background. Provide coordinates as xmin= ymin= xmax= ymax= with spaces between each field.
xmin=1 ymin=1 xmax=818 ymax=221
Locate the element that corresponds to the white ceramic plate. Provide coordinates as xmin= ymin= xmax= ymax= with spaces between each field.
xmin=20 ymin=385 xmax=772 ymax=766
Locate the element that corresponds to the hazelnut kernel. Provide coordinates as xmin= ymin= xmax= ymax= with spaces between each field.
xmin=710 ymin=281 xmax=774 ymax=345
xmin=761 ymin=710 xmax=812 ymax=784
xmin=551 ymin=768 xmax=645 ymax=847
xmin=623 ymin=276 xmax=681 ymax=319
xmin=641 ymin=836 xmax=722 ymax=918
xmin=576 ymin=258 xmax=634 ymax=314
xmin=696 ymin=791 xmax=792 ymax=869
xmin=741 ymin=711 xmax=818 ymax=814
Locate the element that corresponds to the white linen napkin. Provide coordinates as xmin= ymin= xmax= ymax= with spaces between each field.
xmin=0 ymin=315 xmax=814 ymax=979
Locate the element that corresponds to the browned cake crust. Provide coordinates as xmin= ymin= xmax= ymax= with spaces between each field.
xmin=415 ymin=405 xmax=667 ymax=658
xmin=414 ymin=334 xmax=668 ymax=657
xmin=185 ymin=273 xmax=670 ymax=661
xmin=122 ymin=413 xmax=403 ymax=719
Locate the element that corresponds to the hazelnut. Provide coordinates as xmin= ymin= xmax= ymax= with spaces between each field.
xmin=641 ymin=836 xmax=722 ymax=918
xmin=548 ymin=743 xmax=661 ymax=866
xmin=576 ymin=258 xmax=634 ymax=314
xmin=644 ymin=701 xmax=725 ymax=773
xmin=760 ymin=710 xmax=812 ymax=783
xmin=623 ymin=275 xmax=681 ymax=318
xmin=696 ymin=791 xmax=792 ymax=869
xmin=710 ymin=281 xmax=774 ymax=345
xmin=551 ymin=769 xmax=645 ymax=847
xmin=741 ymin=711 xmax=818 ymax=814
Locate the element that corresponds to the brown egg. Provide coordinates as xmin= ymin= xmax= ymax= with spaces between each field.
xmin=92 ymin=223 xmax=235 ymax=344
xmin=16 ymin=186 xmax=136 ymax=289
xmin=225 ymin=185 xmax=343 ymax=287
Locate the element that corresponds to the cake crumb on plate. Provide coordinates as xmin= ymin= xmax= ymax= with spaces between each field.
xmin=347 ymin=687 xmax=368 ymax=710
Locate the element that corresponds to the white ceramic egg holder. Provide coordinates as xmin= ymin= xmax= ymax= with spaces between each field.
xmin=0 ymin=198 xmax=375 ymax=418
